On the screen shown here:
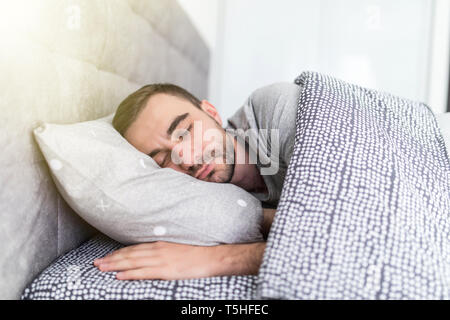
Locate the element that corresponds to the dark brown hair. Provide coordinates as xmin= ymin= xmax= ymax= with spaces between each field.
xmin=112 ymin=83 xmax=201 ymax=137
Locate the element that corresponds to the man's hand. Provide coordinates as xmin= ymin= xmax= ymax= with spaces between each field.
xmin=93 ymin=240 xmax=266 ymax=280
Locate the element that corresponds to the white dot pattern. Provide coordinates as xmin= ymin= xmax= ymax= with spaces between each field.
xmin=257 ymin=71 xmax=450 ymax=299
xmin=21 ymin=234 xmax=257 ymax=300
xmin=49 ymin=159 xmax=63 ymax=171
xmin=237 ymin=199 xmax=247 ymax=207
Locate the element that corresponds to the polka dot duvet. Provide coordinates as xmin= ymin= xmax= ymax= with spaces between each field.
xmin=256 ymin=71 xmax=450 ymax=299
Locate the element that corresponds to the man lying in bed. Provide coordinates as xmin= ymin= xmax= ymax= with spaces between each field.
xmin=93 ymin=82 xmax=302 ymax=280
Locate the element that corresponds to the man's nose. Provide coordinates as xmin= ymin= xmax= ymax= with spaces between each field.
xmin=170 ymin=140 xmax=203 ymax=174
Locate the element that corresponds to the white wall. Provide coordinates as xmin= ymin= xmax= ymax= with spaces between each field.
xmin=211 ymin=0 xmax=448 ymax=121
xmin=177 ymin=0 xmax=219 ymax=51
xmin=176 ymin=0 xmax=223 ymax=107
xmin=427 ymin=0 xmax=450 ymax=114
xmin=215 ymin=0 xmax=323 ymax=121
xmin=179 ymin=0 xmax=449 ymax=120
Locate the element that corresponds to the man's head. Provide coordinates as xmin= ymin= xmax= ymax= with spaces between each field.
xmin=112 ymin=84 xmax=235 ymax=183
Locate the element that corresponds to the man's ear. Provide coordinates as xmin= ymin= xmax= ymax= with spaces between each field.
xmin=200 ymin=100 xmax=222 ymax=126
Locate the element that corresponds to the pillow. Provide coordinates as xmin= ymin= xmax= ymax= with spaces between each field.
xmin=33 ymin=114 xmax=264 ymax=246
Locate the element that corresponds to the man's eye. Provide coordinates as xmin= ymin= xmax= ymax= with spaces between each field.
xmin=152 ymin=156 xmax=161 ymax=167
xmin=184 ymin=124 xmax=193 ymax=135
xmin=177 ymin=124 xmax=193 ymax=139
xmin=154 ymin=153 xmax=170 ymax=167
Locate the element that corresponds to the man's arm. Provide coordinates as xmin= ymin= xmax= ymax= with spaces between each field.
xmin=93 ymin=208 xmax=275 ymax=280
xmin=213 ymin=241 xmax=266 ymax=276
xmin=93 ymin=241 xmax=266 ymax=280
xmin=216 ymin=207 xmax=276 ymax=276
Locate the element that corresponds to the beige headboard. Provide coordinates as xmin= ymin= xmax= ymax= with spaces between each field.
xmin=0 ymin=0 xmax=210 ymax=299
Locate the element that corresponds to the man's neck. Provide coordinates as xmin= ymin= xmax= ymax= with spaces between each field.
xmin=229 ymin=134 xmax=267 ymax=194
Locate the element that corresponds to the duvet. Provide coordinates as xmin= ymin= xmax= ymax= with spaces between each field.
xmin=257 ymin=71 xmax=450 ymax=299
xmin=23 ymin=71 xmax=450 ymax=300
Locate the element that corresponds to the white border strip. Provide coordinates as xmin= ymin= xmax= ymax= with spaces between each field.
xmin=426 ymin=0 xmax=450 ymax=114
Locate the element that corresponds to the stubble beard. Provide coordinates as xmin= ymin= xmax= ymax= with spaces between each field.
xmin=204 ymin=130 xmax=236 ymax=183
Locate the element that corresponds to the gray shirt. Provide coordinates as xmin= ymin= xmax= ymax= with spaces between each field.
xmin=226 ymin=82 xmax=303 ymax=207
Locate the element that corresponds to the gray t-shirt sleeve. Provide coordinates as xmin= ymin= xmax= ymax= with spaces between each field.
xmin=226 ymin=81 xmax=303 ymax=206
xmin=249 ymin=82 xmax=300 ymax=165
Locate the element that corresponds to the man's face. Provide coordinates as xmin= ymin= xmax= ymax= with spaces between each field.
xmin=124 ymin=93 xmax=235 ymax=183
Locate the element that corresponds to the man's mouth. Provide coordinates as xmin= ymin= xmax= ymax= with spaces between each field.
xmin=195 ymin=162 xmax=215 ymax=180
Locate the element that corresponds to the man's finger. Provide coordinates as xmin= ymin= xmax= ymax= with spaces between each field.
xmin=116 ymin=267 xmax=165 ymax=280
xmin=94 ymin=243 xmax=159 ymax=265
xmin=95 ymin=249 xmax=156 ymax=266
xmin=98 ymin=257 xmax=162 ymax=272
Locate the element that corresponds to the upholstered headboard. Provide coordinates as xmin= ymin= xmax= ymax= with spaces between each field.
xmin=0 ymin=0 xmax=210 ymax=299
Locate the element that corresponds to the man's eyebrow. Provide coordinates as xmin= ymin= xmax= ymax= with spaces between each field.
xmin=167 ymin=112 xmax=189 ymax=137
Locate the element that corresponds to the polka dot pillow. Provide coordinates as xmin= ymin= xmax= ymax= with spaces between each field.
xmin=33 ymin=114 xmax=264 ymax=246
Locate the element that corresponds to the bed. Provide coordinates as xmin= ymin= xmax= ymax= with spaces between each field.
xmin=22 ymin=69 xmax=450 ymax=299
xmin=2 ymin=0 xmax=449 ymax=300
